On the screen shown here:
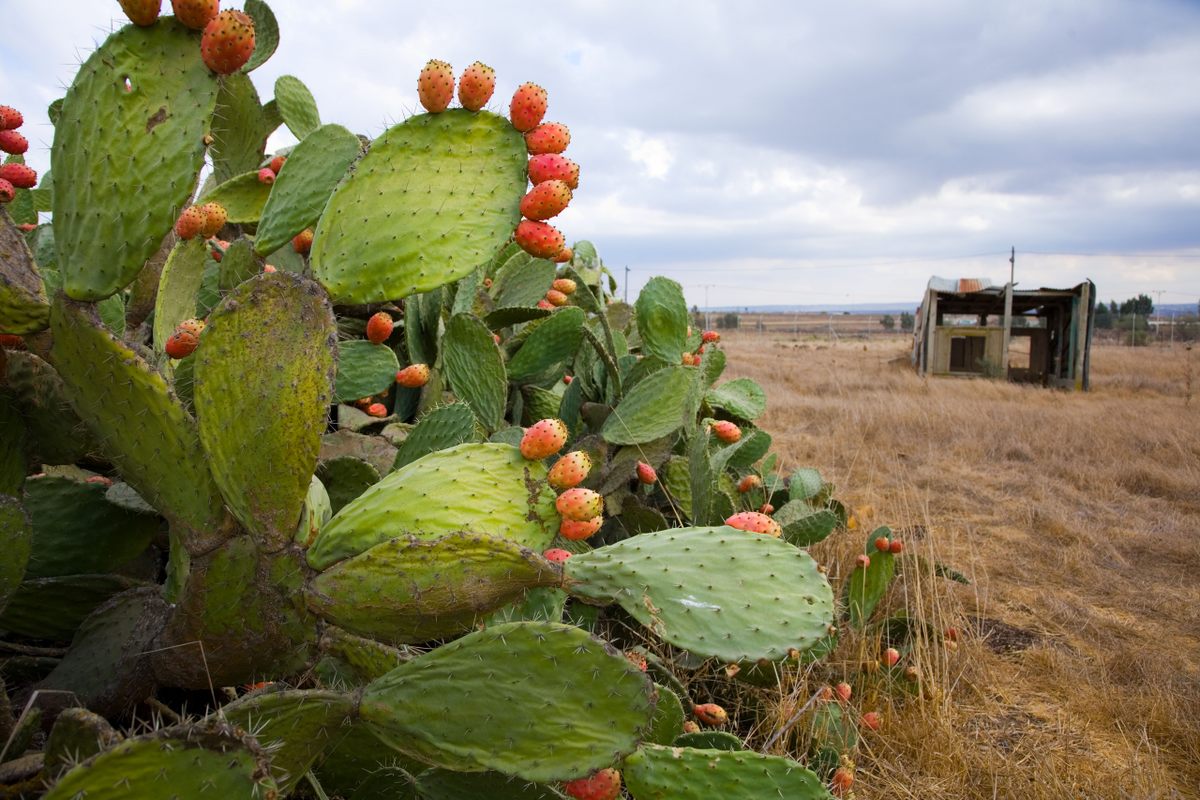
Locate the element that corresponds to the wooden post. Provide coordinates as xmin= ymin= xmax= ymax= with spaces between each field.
xmin=1001 ymin=247 xmax=1014 ymax=380
xmin=924 ymin=290 xmax=938 ymax=376
xmin=1073 ymin=282 xmax=1090 ymax=390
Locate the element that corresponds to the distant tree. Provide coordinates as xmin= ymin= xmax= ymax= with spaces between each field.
xmin=716 ymin=312 xmax=739 ymax=330
xmin=899 ymin=311 xmax=915 ymax=332
xmin=879 ymin=314 xmax=896 ymax=331
xmin=1109 ymin=300 xmax=1118 ymax=316
xmin=1119 ymin=294 xmax=1154 ymax=317
xmin=1093 ymin=302 xmax=1112 ymax=329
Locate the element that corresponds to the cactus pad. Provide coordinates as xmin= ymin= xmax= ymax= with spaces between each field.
xmin=198 ymin=171 xmax=272 ymax=223
xmin=705 ymin=378 xmax=766 ymax=421
xmin=391 ymin=402 xmax=479 ymax=470
xmin=623 ymin=744 xmax=832 ymax=800
xmin=275 ymin=75 xmax=322 ymax=139
xmin=601 ymin=366 xmax=701 ymax=445
xmin=334 ymin=340 xmax=399 ymax=403
xmin=0 ymin=209 xmax=49 ymax=333
xmin=441 ymin=313 xmax=508 ymax=431
xmin=507 ymin=307 xmax=585 ymax=384
xmin=845 ymin=526 xmax=896 ymax=628
xmin=635 ymin=276 xmax=689 ymax=364
xmin=416 ymin=768 xmax=567 ymax=799
xmin=0 ymin=497 xmax=31 ymax=615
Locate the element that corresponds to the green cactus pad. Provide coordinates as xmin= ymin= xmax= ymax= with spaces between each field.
xmin=52 ymin=20 xmax=219 ymax=300
xmin=635 ymin=277 xmax=689 ymax=364
xmin=361 ymin=621 xmax=655 ymax=782
xmin=275 ymin=75 xmax=322 ymax=139
xmin=0 ymin=574 xmax=142 ymax=640
xmin=49 ymin=295 xmax=229 ymax=548
xmin=646 ymin=682 xmax=686 ymax=746
xmin=198 ymin=170 xmax=272 ymax=223
xmin=151 ymin=238 xmax=210 ymax=354
xmin=673 ymin=731 xmax=746 ymax=751
xmin=315 ymin=456 xmax=379 ymax=516
xmin=845 ymin=526 xmax=896 ymax=628
xmin=43 ymin=708 xmax=123 ymax=778
xmin=255 ymin=123 xmax=362 ymax=255
xmin=776 ymin=503 xmax=838 ymax=547
xmin=520 ymin=386 xmax=561 ymax=426
xmin=441 ymin=313 xmax=508 ymax=431
xmin=43 ymin=719 xmax=278 ymax=800
xmin=318 ymin=625 xmax=411 ymax=684
xmin=220 ymin=689 xmax=357 ymax=794
xmin=39 ymin=587 xmax=167 ymax=718
xmin=0 ymin=209 xmax=49 ymax=333
xmin=623 ymin=744 xmax=832 ymax=800
xmin=216 ymin=238 xmax=261 ymax=290
xmin=23 ymin=476 xmax=158 ymax=578
xmin=308 ymin=442 xmax=558 ymax=570
xmin=494 ymin=250 xmax=557 ymax=308
xmin=661 ymin=456 xmax=693 ymax=519
xmin=308 ymin=532 xmax=560 ymax=643
xmin=392 ymin=402 xmax=479 ymax=471
xmin=194 ymin=273 xmax=336 ymax=550
xmin=242 ymin=0 xmax=280 ymax=73
xmin=416 ymin=768 xmax=567 ymax=800
xmin=725 ymin=429 xmax=772 ymax=469
xmin=601 ymin=366 xmax=701 ymax=445
xmin=4 ymin=350 xmax=99 ymax=465
xmin=705 ymin=378 xmax=766 ymax=421
xmin=311 ymin=110 xmax=526 ymax=304
xmin=563 ymin=527 xmax=835 ymax=663
xmin=334 ymin=340 xmax=400 ymax=403
xmin=485 ymin=586 xmax=568 ymax=626
xmin=405 ymin=289 xmax=442 ymax=367
xmin=211 ymin=73 xmax=277 ymax=183
xmin=485 ymin=305 xmax=553 ymax=328
xmin=507 ymin=307 xmax=586 ymax=384
xmin=296 ymin=474 xmax=332 ymax=547
xmin=789 ymin=467 xmax=824 ymax=502
xmin=0 ymin=497 xmax=31 ymax=615
xmin=0 ymin=396 xmax=24 ymax=496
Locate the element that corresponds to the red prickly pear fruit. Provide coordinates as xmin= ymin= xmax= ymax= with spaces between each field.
xmin=262 ymin=264 xmax=276 ymax=273
xmin=555 ymin=487 xmax=603 ymax=522
xmin=889 ymin=539 xmax=903 ymax=554
xmin=164 ymin=329 xmax=199 ymax=359
xmin=292 ymin=228 xmax=314 ymax=254
xmin=456 ymin=61 xmax=495 ymax=111
xmin=536 ymin=299 xmax=555 ymax=311
xmin=551 ymin=277 xmax=576 ymax=295
xmin=554 ymin=247 xmax=573 ymax=263
xmin=0 ymin=163 xmax=36 ymax=189
xmin=509 ymin=82 xmax=548 ymax=132
xmin=563 ymin=374 xmax=572 ymax=384
xmin=365 ymin=402 xmax=388 ymax=418
xmin=0 ymin=130 xmax=29 ymax=155
xmin=831 ymin=767 xmax=853 ymax=795
xmin=269 ymin=155 xmax=286 ymax=174
xmin=563 ymin=768 xmax=621 ymax=800
xmin=177 ymin=318 xmax=206 ymax=337
xmin=520 ymin=418 xmax=568 ymax=460
xmin=0 ymin=106 xmax=24 ymax=130
xmin=680 ymin=352 xmax=698 ymax=366
xmin=492 ymin=333 xmax=501 ymax=344
xmin=0 ymin=179 xmax=14 ymax=204
xmin=482 ymin=277 xmax=493 ymax=289
xmin=543 ymin=548 xmax=572 ymax=564
xmin=635 ymin=461 xmax=657 ymax=485
xmin=171 ymin=0 xmax=218 ymax=30
xmin=945 ymin=626 xmax=959 ymax=641
xmin=873 ymin=536 xmax=890 ymax=552
xmin=514 ymin=219 xmax=565 ymax=259
xmin=395 ymin=363 xmax=431 ymax=388
xmin=693 ymin=703 xmax=728 ymax=726
xmin=417 ymin=59 xmax=455 ymax=113
xmin=201 ymin=10 xmax=255 ymax=75
xmin=208 ymin=239 xmax=229 ymax=262
xmin=682 ymin=720 xmax=700 ymax=734
xmin=835 ymin=681 xmax=852 ymax=702
xmin=861 ymin=711 xmax=882 ymax=731
xmin=759 ymin=502 xmax=774 ymax=515
xmin=855 ymin=553 xmax=870 ymax=569
xmin=883 ymin=647 xmax=900 ymax=667
xmin=16 ymin=223 xmax=34 ymax=232
xmin=725 ymin=511 xmax=782 ymax=537
xmin=197 ymin=202 xmax=226 ymax=238
xmin=519 ymin=179 xmax=572 ymax=221
xmin=624 ymin=650 xmax=648 ymax=671
xmin=85 ymin=475 xmax=114 ymax=487
xmin=525 ymin=122 xmax=571 ymax=155
xmin=711 ymin=420 xmax=741 ymax=443
xmin=366 ymin=311 xmax=393 ymax=344
xmin=257 ymin=167 xmax=276 ymax=184
xmin=559 ymin=514 xmax=602 ymax=541
xmin=545 ymin=289 xmax=569 ymax=307
xmin=548 ymin=450 xmax=592 ymax=490
xmin=702 ymin=330 xmax=720 ymax=344
xmin=174 ymin=206 xmax=206 ymax=239
xmin=528 ymin=153 xmax=579 ymax=189
xmin=736 ymin=474 xmax=761 ymax=493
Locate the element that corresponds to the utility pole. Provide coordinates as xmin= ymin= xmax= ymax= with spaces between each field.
xmin=1153 ymin=289 xmax=1165 ymax=345
xmin=1001 ymin=246 xmax=1015 ymax=380
xmin=624 ymin=266 xmax=629 ymax=304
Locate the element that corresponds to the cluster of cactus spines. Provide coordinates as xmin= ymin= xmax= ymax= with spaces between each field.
xmin=0 ymin=4 xmax=937 ymax=796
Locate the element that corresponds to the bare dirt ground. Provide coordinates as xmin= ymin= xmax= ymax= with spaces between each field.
xmin=721 ymin=332 xmax=1200 ymax=799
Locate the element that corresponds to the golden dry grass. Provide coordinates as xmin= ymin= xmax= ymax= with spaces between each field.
xmin=720 ymin=333 xmax=1200 ymax=799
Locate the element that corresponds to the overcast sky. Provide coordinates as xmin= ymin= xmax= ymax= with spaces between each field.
xmin=2 ymin=0 xmax=1198 ymax=308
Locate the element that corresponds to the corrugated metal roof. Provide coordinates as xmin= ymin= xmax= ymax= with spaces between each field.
xmin=927 ymin=276 xmax=999 ymax=293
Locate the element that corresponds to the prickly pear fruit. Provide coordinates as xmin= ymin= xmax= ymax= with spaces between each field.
xmin=417 ymin=59 xmax=455 ymax=113
xmin=525 ymin=122 xmax=571 ymax=155
xmin=681 ymin=353 xmax=698 ymax=366
xmin=855 ymin=554 xmax=870 ymax=569
xmin=831 ymin=767 xmax=853 ymax=796
xmin=528 ymin=153 xmax=579 ymax=189
xmin=509 ymin=82 xmax=548 ymax=132
xmin=545 ymin=289 xmax=569 ymax=307
xmin=555 ymin=487 xmax=603 ymax=522
xmin=0 ymin=334 xmax=25 ymax=348
xmin=563 ymin=768 xmax=621 ymax=800
xmin=262 ymin=264 xmax=276 ymax=273
xmin=457 ymin=61 xmax=495 ymax=111
xmin=165 ymin=329 xmax=199 ymax=359
xmin=536 ymin=299 xmax=555 ymax=311
xmin=548 ymin=451 xmax=592 ymax=490
xmin=563 ymin=374 xmax=572 ymax=384
xmin=201 ymin=10 xmax=255 ymax=75
xmin=0 ymin=106 xmax=23 ymax=130
xmin=737 ymin=474 xmax=761 ymax=493
xmin=118 ymin=0 xmax=160 ymax=28
xmin=551 ymin=278 xmax=576 ymax=295
xmin=395 ymin=363 xmax=431 ymax=388
xmin=520 ymin=418 xmax=568 ymax=460
xmin=889 ymin=539 xmax=903 ymax=554
xmin=883 ymin=647 xmax=900 ymax=667
xmin=198 ymin=202 xmax=227 ymax=238
xmin=292 ymin=228 xmax=313 ymax=254
xmin=702 ymin=330 xmax=720 ymax=343
xmin=0 ymin=130 xmax=29 ymax=155
xmin=543 ymin=548 xmax=572 ymax=564
xmin=559 ymin=515 xmax=602 ymax=541
xmin=268 ymin=155 xmax=286 ymax=173
xmin=711 ymin=420 xmax=741 ymax=443
xmin=873 ymin=536 xmax=890 ymax=552
xmin=257 ymin=167 xmax=276 ymax=184
xmin=835 ymin=682 xmax=852 ymax=702
xmin=171 ymin=0 xmax=218 ymax=30
xmin=519 ymin=180 xmax=572 ymax=221
xmin=0 ymin=163 xmax=36 ymax=189
xmin=693 ymin=703 xmax=728 ymax=726
xmin=759 ymin=502 xmax=774 ymax=514
xmin=0 ymin=179 xmax=13 ymax=204
xmin=861 ymin=711 xmax=881 ymax=731
xmin=365 ymin=402 xmax=388 ymax=418
xmin=177 ymin=318 xmax=206 ymax=337
xmin=635 ymin=461 xmax=656 ymax=484
xmin=624 ymin=651 xmax=648 ymax=671
xmin=724 ymin=511 xmax=782 ymax=537
xmin=514 ymin=219 xmax=564 ymax=259
xmin=174 ymin=205 xmax=206 ymax=239
xmin=682 ymin=720 xmax=700 ymax=734
xmin=366 ymin=311 xmax=393 ymax=344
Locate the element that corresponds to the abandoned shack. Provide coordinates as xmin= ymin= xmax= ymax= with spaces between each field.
xmin=911 ymin=277 xmax=1096 ymax=389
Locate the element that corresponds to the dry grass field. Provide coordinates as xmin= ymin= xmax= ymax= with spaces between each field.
xmin=720 ymin=332 xmax=1200 ymax=799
